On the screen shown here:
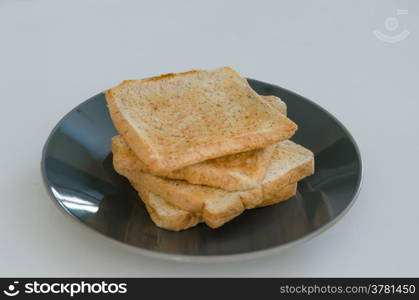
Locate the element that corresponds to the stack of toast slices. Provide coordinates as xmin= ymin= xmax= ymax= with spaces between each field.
xmin=106 ymin=67 xmax=314 ymax=231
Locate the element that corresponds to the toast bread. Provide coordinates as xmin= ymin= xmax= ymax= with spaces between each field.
xmin=113 ymin=140 xmax=314 ymax=229
xmin=111 ymin=95 xmax=286 ymax=191
xmin=106 ymin=67 xmax=297 ymax=173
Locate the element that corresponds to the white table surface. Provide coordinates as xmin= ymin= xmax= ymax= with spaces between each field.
xmin=1 ymin=0 xmax=418 ymax=277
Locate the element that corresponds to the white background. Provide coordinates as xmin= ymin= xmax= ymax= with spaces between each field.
xmin=1 ymin=0 xmax=418 ymax=276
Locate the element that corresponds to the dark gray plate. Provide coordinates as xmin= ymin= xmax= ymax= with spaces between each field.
xmin=41 ymin=79 xmax=362 ymax=262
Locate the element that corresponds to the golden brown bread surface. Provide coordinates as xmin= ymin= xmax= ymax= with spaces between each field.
xmin=113 ymin=140 xmax=314 ymax=229
xmin=106 ymin=67 xmax=297 ymax=173
xmin=111 ymin=95 xmax=287 ymax=191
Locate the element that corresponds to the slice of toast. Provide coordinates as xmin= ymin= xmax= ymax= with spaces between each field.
xmin=106 ymin=67 xmax=297 ymax=173
xmin=130 ymin=182 xmax=297 ymax=231
xmin=113 ymin=140 xmax=314 ymax=229
xmin=112 ymin=95 xmax=286 ymax=191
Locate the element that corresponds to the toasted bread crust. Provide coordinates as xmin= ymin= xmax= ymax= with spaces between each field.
xmin=126 ymin=171 xmax=207 ymax=213
xmin=256 ymin=183 xmax=297 ymax=208
xmin=143 ymin=70 xmax=200 ymax=82
xmin=202 ymin=194 xmax=244 ymax=229
xmin=106 ymin=87 xmax=161 ymax=171
xmin=261 ymin=158 xmax=313 ymax=200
